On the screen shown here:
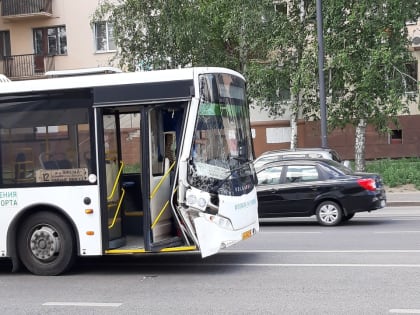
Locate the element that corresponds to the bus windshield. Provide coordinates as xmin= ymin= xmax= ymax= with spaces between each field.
xmin=189 ymin=73 xmax=255 ymax=196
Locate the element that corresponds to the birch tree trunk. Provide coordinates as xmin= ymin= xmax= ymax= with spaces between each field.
xmin=290 ymin=111 xmax=298 ymax=150
xmin=354 ymin=118 xmax=366 ymax=172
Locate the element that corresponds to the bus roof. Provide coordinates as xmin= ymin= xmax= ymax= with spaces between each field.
xmin=45 ymin=67 xmax=122 ymax=77
xmin=0 ymin=74 xmax=11 ymax=83
xmin=0 ymin=67 xmax=244 ymax=95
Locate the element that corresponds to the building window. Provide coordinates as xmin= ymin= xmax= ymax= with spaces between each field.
xmin=94 ymin=22 xmax=116 ymax=52
xmin=0 ymin=30 xmax=11 ymax=59
xmin=266 ymin=127 xmax=291 ymax=144
xmin=389 ymin=129 xmax=402 ymax=144
xmin=33 ymin=26 xmax=67 ymax=55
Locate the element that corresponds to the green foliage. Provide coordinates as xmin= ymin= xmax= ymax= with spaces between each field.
xmin=92 ymin=0 xmax=293 ymax=114
xmin=94 ymin=1 xmax=418 ymax=125
xmin=321 ymin=0 xmax=419 ymax=133
xmin=366 ymin=158 xmax=420 ymax=189
xmin=93 ymin=0 xmax=420 ymax=169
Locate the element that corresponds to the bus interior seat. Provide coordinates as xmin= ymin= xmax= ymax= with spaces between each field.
xmin=39 ymin=152 xmax=72 ymax=169
xmin=56 ymin=158 xmax=72 ymax=169
xmin=121 ymin=174 xmax=143 ymax=235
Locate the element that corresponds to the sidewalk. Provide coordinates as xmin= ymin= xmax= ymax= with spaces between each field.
xmin=386 ymin=191 xmax=420 ymax=207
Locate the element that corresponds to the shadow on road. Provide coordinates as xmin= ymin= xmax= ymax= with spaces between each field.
xmin=0 ymin=251 xmax=262 ymax=276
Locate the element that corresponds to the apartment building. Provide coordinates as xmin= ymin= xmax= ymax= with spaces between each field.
xmin=0 ymin=0 xmax=116 ymax=80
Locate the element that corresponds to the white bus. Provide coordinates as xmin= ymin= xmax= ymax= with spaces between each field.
xmin=0 ymin=67 xmax=259 ymax=275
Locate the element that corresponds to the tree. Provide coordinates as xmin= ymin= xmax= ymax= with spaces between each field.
xmin=94 ymin=1 xmax=419 ymax=169
xmin=266 ymin=1 xmax=419 ymax=170
xmin=317 ymin=1 xmax=419 ymax=171
xmin=94 ymin=1 xmax=278 ymax=71
xmin=93 ymin=0 xmax=290 ymax=128
xmin=263 ymin=0 xmax=319 ymax=149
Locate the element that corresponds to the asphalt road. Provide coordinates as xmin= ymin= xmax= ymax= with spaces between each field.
xmin=1 ymin=206 xmax=420 ymax=315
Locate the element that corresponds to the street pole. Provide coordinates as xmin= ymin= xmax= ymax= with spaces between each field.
xmin=316 ymin=0 xmax=328 ymax=148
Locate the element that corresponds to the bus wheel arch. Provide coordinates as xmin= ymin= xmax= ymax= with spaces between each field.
xmin=10 ymin=206 xmax=78 ymax=275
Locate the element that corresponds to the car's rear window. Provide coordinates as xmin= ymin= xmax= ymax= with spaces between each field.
xmin=320 ymin=160 xmax=352 ymax=177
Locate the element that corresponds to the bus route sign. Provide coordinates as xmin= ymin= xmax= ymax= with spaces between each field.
xmin=35 ymin=168 xmax=88 ymax=183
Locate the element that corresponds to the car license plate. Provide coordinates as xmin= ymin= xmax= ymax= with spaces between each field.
xmin=242 ymin=229 xmax=252 ymax=240
xmin=380 ymin=200 xmax=386 ymax=207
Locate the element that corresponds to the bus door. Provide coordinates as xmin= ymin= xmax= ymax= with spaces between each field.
xmin=147 ymin=107 xmax=182 ymax=250
xmin=101 ymin=112 xmax=125 ymax=249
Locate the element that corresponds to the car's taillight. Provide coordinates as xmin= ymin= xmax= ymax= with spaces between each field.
xmin=357 ymin=178 xmax=376 ymax=191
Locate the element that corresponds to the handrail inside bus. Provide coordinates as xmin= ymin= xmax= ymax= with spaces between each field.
xmin=150 ymin=161 xmax=176 ymax=199
xmin=108 ymin=188 xmax=126 ymax=229
xmin=107 ymin=160 xmax=124 ymax=201
xmin=151 ymin=186 xmax=179 ymax=229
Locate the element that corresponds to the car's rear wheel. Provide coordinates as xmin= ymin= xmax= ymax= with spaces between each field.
xmin=316 ymin=201 xmax=342 ymax=226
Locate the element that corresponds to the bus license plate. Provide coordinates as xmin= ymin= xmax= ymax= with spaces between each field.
xmin=242 ymin=229 xmax=252 ymax=240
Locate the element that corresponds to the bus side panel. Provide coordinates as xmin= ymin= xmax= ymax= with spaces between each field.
xmin=0 ymin=185 xmax=102 ymax=257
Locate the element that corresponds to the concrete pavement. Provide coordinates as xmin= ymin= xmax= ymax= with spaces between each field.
xmin=386 ymin=191 xmax=420 ymax=207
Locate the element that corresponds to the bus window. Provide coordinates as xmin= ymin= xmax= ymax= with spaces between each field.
xmin=0 ymin=107 xmax=91 ymax=186
xmin=120 ymin=113 xmax=141 ymax=174
xmin=149 ymin=109 xmax=165 ymax=176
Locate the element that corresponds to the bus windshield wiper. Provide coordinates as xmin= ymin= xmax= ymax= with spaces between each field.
xmin=209 ymin=160 xmax=252 ymax=193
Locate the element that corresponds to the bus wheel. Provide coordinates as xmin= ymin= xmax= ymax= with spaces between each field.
xmin=17 ymin=211 xmax=75 ymax=276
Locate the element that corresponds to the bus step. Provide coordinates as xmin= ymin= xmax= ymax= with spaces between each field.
xmin=151 ymin=236 xmax=183 ymax=252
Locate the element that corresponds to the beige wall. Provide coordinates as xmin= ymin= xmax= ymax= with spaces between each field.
xmin=0 ymin=0 xmax=117 ymax=71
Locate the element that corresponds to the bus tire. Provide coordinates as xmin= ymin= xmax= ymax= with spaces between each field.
xmin=17 ymin=211 xmax=75 ymax=276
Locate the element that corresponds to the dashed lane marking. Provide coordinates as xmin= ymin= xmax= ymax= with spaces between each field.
xmin=43 ymin=302 xmax=122 ymax=307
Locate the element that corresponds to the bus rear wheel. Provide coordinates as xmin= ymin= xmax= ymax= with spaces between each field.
xmin=17 ymin=211 xmax=75 ymax=276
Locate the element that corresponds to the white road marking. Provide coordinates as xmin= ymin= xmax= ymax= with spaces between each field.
xmin=203 ymin=263 xmax=420 ymax=268
xmin=374 ymin=231 xmax=420 ymax=234
xmin=224 ymin=249 xmax=420 ymax=253
xmin=43 ymin=302 xmax=122 ymax=307
xmin=390 ymin=309 xmax=420 ymax=314
xmin=260 ymin=231 xmax=322 ymax=234
xmin=390 ymin=218 xmax=420 ymax=221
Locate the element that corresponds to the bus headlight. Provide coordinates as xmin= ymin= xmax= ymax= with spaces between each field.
xmin=209 ymin=214 xmax=233 ymax=230
xmin=186 ymin=188 xmax=209 ymax=211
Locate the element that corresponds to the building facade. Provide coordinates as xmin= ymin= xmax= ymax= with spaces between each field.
xmin=0 ymin=0 xmax=116 ymax=80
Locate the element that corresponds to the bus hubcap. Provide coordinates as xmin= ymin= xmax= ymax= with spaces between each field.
xmin=30 ymin=226 xmax=60 ymax=261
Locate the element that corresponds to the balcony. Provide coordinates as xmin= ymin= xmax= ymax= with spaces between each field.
xmin=1 ymin=54 xmax=55 ymax=80
xmin=1 ymin=0 xmax=53 ymax=20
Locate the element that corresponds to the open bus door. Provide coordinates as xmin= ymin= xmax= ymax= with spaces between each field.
xmin=101 ymin=112 xmax=125 ymax=249
xmin=98 ymin=105 xmax=189 ymax=253
xmin=146 ymin=107 xmax=185 ymax=251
